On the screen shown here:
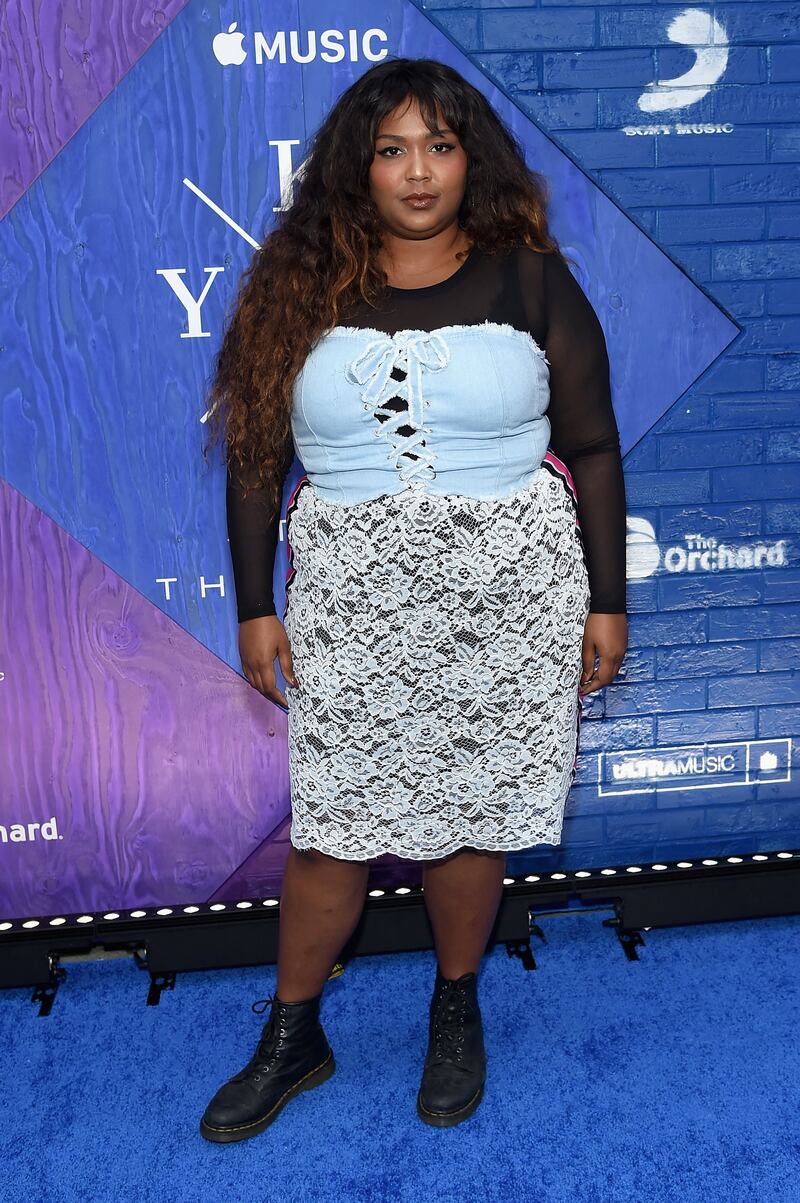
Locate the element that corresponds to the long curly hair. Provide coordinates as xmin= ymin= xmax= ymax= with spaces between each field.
xmin=202 ymin=56 xmax=564 ymax=523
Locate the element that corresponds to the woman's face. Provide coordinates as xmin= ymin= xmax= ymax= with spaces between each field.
xmin=368 ymin=96 xmax=468 ymax=240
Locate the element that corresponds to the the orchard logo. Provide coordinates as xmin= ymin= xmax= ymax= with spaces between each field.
xmin=627 ymin=516 xmax=661 ymax=579
xmin=213 ymin=22 xmax=247 ymax=66
xmin=0 ymin=815 xmax=61 ymax=844
xmin=626 ymin=516 xmax=788 ymax=580
xmin=211 ymin=20 xmax=389 ymax=67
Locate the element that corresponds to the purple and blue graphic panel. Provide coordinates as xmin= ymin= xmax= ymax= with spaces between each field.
xmin=2 ymin=0 xmax=791 ymax=921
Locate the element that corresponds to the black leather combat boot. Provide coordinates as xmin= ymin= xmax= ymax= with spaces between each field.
xmin=416 ymin=968 xmax=487 ymax=1127
xmin=200 ymin=989 xmax=335 ymax=1143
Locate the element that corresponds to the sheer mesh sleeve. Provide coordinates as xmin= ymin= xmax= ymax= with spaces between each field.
xmin=225 ymin=437 xmax=292 ymax=623
xmin=538 ymin=250 xmax=628 ymax=614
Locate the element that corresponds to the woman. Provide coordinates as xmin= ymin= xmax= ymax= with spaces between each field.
xmin=201 ymin=57 xmax=628 ymax=1141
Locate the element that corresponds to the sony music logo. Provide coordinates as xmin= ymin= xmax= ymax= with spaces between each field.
xmin=622 ymin=9 xmax=734 ymax=135
xmin=212 ymin=21 xmax=389 ymax=67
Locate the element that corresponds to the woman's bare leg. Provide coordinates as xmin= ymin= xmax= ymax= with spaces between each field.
xmin=421 ymin=847 xmax=506 ymax=978
xmin=276 ymin=847 xmax=370 ymax=1002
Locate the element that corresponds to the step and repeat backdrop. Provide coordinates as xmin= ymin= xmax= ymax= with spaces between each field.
xmin=0 ymin=0 xmax=796 ymax=919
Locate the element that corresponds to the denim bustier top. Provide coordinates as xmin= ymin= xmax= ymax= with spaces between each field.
xmin=290 ymin=321 xmax=552 ymax=505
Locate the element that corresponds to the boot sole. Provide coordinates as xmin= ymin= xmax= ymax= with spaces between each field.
xmin=199 ymin=1050 xmax=336 ymax=1144
xmin=416 ymin=1080 xmax=484 ymax=1128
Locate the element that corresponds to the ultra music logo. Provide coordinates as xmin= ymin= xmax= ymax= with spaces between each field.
xmin=598 ymin=738 xmax=791 ymax=795
xmin=212 ymin=21 xmax=389 ymax=66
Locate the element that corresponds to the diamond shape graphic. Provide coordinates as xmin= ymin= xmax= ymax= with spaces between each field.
xmin=0 ymin=0 xmax=738 ymax=913
xmin=0 ymin=0 xmax=737 ymax=646
xmin=0 ymin=1 xmax=192 ymax=221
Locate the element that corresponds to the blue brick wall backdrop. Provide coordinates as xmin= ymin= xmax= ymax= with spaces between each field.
xmin=413 ymin=0 xmax=800 ymax=869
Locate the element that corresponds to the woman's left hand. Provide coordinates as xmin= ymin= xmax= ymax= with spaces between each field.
xmin=580 ymin=612 xmax=628 ymax=694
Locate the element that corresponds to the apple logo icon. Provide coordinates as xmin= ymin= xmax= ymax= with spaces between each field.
xmin=213 ymin=21 xmax=247 ymax=66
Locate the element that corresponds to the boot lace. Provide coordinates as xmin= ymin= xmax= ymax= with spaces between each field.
xmin=251 ymin=995 xmax=276 ymax=1016
xmin=430 ymin=985 xmax=468 ymax=1065
xmin=232 ymin=994 xmax=287 ymax=1083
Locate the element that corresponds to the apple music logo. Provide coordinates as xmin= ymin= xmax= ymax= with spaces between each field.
xmin=213 ymin=22 xmax=247 ymax=65
xmin=212 ymin=20 xmax=390 ymax=67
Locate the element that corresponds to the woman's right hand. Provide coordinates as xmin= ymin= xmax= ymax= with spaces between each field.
xmin=239 ymin=615 xmax=298 ymax=708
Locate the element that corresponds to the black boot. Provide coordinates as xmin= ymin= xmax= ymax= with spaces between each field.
xmin=200 ymin=989 xmax=335 ymax=1143
xmin=416 ymin=968 xmax=487 ymax=1127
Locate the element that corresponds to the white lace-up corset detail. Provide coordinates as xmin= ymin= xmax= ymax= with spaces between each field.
xmin=344 ymin=330 xmax=450 ymax=485
xmin=290 ymin=321 xmax=552 ymax=506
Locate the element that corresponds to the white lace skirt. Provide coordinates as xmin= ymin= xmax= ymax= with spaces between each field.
xmin=282 ymin=452 xmax=591 ymax=861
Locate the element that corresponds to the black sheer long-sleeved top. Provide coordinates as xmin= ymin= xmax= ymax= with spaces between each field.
xmin=226 ymin=244 xmax=627 ymax=622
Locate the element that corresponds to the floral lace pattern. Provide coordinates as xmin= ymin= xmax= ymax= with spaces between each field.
xmin=283 ymin=462 xmax=591 ymax=860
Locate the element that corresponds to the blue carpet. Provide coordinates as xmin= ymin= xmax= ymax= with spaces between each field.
xmin=2 ymin=909 xmax=799 ymax=1203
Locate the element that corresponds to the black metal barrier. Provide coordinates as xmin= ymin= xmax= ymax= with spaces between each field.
xmin=2 ymin=848 xmax=799 ymax=1014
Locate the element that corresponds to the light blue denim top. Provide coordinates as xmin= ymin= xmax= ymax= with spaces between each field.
xmin=290 ymin=321 xmax=552 ymax=505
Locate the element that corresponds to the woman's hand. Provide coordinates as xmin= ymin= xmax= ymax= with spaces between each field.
xmin=239 ymin=615 xmax=298 ymax=708
xmin=580 ymin=612 xmax=628 ymax=695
